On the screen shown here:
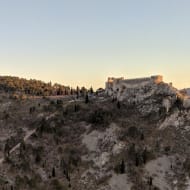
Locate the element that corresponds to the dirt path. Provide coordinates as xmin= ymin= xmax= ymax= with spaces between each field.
xmin=0 ymin=128 xmax=36 ymax=164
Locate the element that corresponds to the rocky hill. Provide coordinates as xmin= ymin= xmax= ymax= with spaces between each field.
xmin=0 ymin=79 xmax=190 ymax=190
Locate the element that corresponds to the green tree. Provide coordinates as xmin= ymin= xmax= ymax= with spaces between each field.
xmin=52 ymin=167 xmax=56 ymax=177
xmin=85 ymin=94 xmax=89 ymax=104
xmin=117 ymin=101 xmax=121 ymax=109
xmin=89 ymin=86 xmax=94 ymax=94
xmin=120 ymin=159 xmax=125 ymax=174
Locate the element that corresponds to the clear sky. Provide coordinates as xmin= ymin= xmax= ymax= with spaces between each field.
xmin=0 ymin=0 xmax=190 ymax=89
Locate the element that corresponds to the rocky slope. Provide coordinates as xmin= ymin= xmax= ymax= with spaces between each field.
xmin=0 ymin=82 xmax=190 ymax=190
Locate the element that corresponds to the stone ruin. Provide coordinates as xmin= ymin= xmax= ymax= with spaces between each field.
xmin=105 ymin=75 xmax=163 ymax=97
xmin=105 ymin=75 xmax=185 ymax=113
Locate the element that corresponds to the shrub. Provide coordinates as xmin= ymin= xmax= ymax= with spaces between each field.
xmin=127 ymin=126 xmax=139 ymax=139
xmin=183 ymin=158 xmax=190 ymax=176
xmin=88 ymin=108 xmax=112 ymax=127
xmin=50 ymin=179 xmax=68 ymax=190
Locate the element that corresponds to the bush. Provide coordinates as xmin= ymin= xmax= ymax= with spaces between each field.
xmin=183 ymin=158 xmax=190 ymax=176
xmin=127 ymin=126 xmax=139 ymax=139
xmin=50 ymin=179 xmax=67 ymax=190
xmin=57 ymin=99 xmax=63 ymax=105
xmin=88 ymin=108 xmax=112 ymax=127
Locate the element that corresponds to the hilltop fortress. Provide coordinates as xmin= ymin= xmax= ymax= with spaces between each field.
xmin=105 ymin=75 xmax=163 ymax=97
xmin=105 ymin=75 xmax=182 ymax=114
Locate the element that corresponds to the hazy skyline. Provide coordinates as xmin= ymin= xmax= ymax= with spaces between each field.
xmin=1 ymin=0 xmax=190 ymax=89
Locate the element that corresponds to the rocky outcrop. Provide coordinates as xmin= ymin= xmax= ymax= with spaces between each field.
xmin=106 ymin=76 xmax=181 ymax=116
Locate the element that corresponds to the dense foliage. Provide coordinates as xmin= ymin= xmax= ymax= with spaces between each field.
xmin=0 ymin=76 xmax=72 ymax=96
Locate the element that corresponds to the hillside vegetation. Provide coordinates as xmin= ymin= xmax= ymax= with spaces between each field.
xmin=0 ymin=76 xmax=72 ymax=96
xmin=0 ymin=78 xmax=190 ymax=190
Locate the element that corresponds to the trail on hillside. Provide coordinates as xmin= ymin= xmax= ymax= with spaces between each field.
xmin=0 ymin=128 xmax=36 ymax=164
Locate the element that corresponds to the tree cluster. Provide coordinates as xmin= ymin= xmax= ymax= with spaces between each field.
xmin=0 ymin=76 xmax=69 ymax=96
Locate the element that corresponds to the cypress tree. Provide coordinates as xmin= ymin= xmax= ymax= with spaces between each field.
xmin=120 ymin=159 xmax=125 ymax=174
xmin=52 ymin=167 xmax=56 ymax=177
xmin=85 ymin=94 xmax=89 ymax=104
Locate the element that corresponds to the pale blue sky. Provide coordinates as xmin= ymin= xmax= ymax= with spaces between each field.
xmin=0 ymin=0 xmax=190 ymax=89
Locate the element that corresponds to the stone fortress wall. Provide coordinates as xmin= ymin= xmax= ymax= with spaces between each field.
xmin=105 ymin=75 xmax=163 ymax=95
xmin=105 ymin=75 xmax=190 ymax=111
xmin=105 ymin=75 xmax=180 ymax=113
